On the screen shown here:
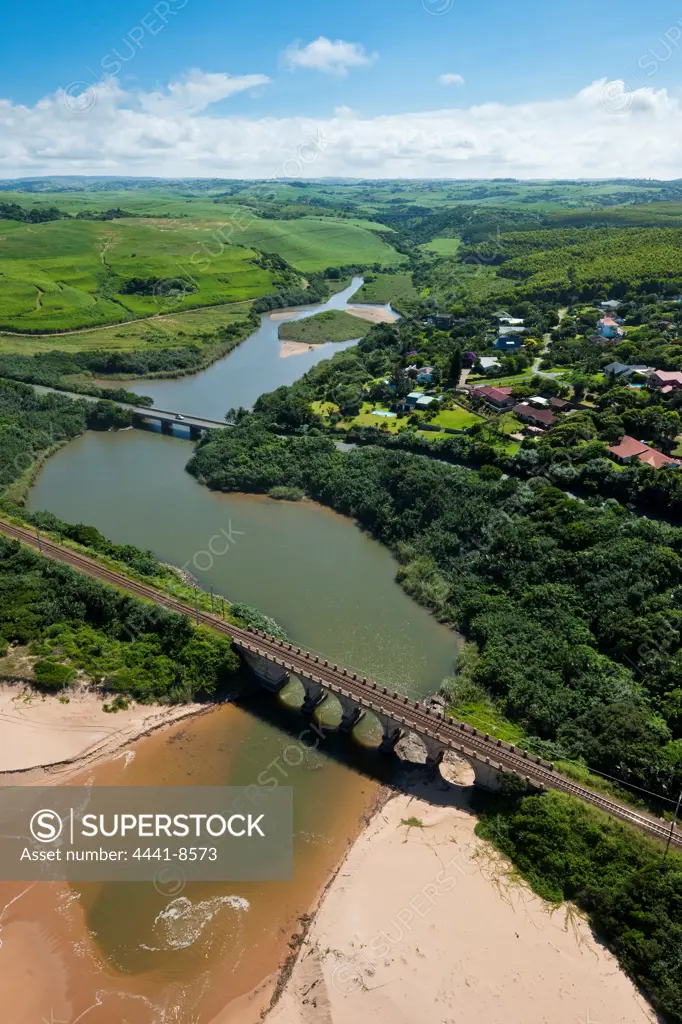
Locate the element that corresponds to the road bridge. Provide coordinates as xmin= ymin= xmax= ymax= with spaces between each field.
xmin=1 ymin=518 xmax=680 ymax=851
xmin=32 ymin=385 xmax=227 ymax=439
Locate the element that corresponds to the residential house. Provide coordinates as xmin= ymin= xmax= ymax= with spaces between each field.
xmin=607 ymin=435 xmax=682 ymax=469
xmin=550 ymin=397 xmax=571 ymax=411
xmin=416 ymin=366 xmax=434 ymax=384
xmin=470 ymin=385 xmax=515 ymax=409
xmin=425 ymin=314 xmax=454 ymax=330
xmin=403 ymin=391 xmax=424 ymax=410
xmin=604 ymin=362 xmax=655 ymax=380
xmin=651 ymin=370 xmax=682 ymax=390
xmin=498 ymin=316 xmax=525 ymax=326
xmin=416 ymin=395 xmax=437 ymax=410
xmin=478 ymin=356 xmax=501 ymax=370
xmin=600 ymin=299 xmax=622 ymax=311
xmin=598 ymin=317 xmax=624 ymax=340
xmin=494 ymin=335 xmax=524 ymax=352
xmin=512 ymin=403 xmax=557 ymax=429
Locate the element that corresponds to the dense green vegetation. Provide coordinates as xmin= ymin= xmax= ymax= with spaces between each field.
xmin=188 ymin=420 xmax=682 ymax=803
xmin=476 ymin=786 xmax=682 ymax=1022
xmin=278 ymin=309 xmax=367 ymax=345
xmin=0 ymin=534 xmax=240 ymax=702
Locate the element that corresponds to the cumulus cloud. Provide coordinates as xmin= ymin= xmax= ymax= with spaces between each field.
xmin=439 ymin=74 xmax=465 ymax=86
xmin=284 ymin=37 xmax=377 ymax=75
xmin=139 ymin=69 xmax=271 ymax=115
xmin=2 ymin=77 xmax=682 ymax=180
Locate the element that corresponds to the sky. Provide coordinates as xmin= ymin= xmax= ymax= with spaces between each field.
xmin=2 ymin=0 xmax=682 ymax=179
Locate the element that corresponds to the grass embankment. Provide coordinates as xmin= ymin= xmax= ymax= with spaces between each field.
xmin=278 ymin=309 xmax=368 ymax=345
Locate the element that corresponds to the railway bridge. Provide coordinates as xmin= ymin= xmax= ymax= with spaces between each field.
xmin=1 ymin=518 xmax=680 ymax=851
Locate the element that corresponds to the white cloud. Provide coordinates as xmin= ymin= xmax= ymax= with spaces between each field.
xmin=139 ymin=69 xmax=271 ymax=115
xmin=284 ymin=37 xmax=377 ymax=75
xmin=2 ymin=77 xmax=682 ymax=180
xmin=439 ymin=74 xmax=465 ymax=86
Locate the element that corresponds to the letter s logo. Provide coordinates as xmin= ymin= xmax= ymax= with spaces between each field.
xmin=30 ymin=809 xmax=64 ymax=843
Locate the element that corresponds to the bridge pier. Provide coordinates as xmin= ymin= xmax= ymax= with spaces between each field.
xmin=470 ymin=758 xmax=503 ymax=793
xmin=160 ymin=419 xmax=175 ymax=436
xmin=240 ymin=650 xmax=289 ymax=693
xmin=301 ymin=680 xmax=326 ymax=714
xmin=376 ymin=713 xmax=403 ymax=755
xmin=421 ymin=734 xmax=447 ymax=773
xmin=189 ymin=424 xmax=203 ymax=441
xmin=337 ymin=693 xmax=364 ymax=733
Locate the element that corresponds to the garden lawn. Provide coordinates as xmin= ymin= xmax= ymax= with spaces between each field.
xmin=431 ymin=406 xmax=484 ymax=430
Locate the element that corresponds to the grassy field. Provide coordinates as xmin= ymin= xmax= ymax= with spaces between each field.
xmin=0 ymin=202 xmax=404 ymax=334
xmin=420 ymin=237 xmax=461 ymax=255
xmin=0 ymin=300 xmax=254 ymax=355
xmin=431 ymin=406 xmax=484 ymax=429
xmin=351 ymin=272 xmax=418 ymax=305
xmin=278 ymin=309 xmax=368 ymax=344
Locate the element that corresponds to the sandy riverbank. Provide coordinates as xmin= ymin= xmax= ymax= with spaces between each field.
xmin=268 ymin=759 xmax=656 ymax=1024
xmin=0 ymin=681 xmax=204 ymax=780
xmin=280 ymin=340 xmax=316 ymax=358
xmin=345 ymin=306 xmax=398 ymax=324
xmin=271 ymin=311 xmax=300 ymax=321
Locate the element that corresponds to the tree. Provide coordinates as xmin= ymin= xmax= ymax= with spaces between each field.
xmin=448 ymin=348 xmax=463 ymax=384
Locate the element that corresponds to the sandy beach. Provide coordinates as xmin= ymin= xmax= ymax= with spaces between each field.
xmin=0 ymin=681 xmax=204 ymax=779
xmin=280 ymin=340 xmax=316 ymax=358
xmin=345 ymin=306 xmax=398 ymax=324
xmin=268 ymin=758 xmax=656 ymax=1024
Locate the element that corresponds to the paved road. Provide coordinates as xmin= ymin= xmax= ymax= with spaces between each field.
xmin=2 ymin=518 xmax=680 ymax=850
xmin=33 ymin=385 xmax=226 ymax=432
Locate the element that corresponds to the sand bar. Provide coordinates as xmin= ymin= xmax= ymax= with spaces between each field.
xmin=345 ymin=306 xmax=398 ymax=324
xmin=0 ymin=682 xmax=203 ymax=778
xmin=280 ymin=340 xmax=316 ymax=358
xmin=271 ymin=311 xmax=300 ymax=321
xmin=269 ymin=761 xmax=656 ymax=1024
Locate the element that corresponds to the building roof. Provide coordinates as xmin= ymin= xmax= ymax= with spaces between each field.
xmin=653 ymin=370 xmax=682 ymax=385
xmin=608 ymin=435 xmax=650 ymax=460
xmin=638 ymin=449 xmax=681 ymax=469
xmin=472 ymin=385 xmax=514 ymax=403
xmin=600 ymin=299 xmax=621 ymax=309
xmin=512 ymin=403 xmax=557 ymax=426
xmin=529 ymin=395 xmax=549 ymax=407
xmin=498 ymin=325 xmax=527 ymax=335
xmin=550 ymin=397 xmax=570 ymax=409
xmin=479 ymin=356 xmax=501 ymax=369
xmin=604 ymin=362 xmax=655 ymax=378
xmin=499 ymin=316 xmax=525 ymax=326
xmin=416 ymin=395 xmax=436 ymax=406
xmin=406 ymin=391 xmax=424 ymax=401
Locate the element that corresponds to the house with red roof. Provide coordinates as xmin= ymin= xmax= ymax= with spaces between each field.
xmin=651 ymin=370 xmax=682 ymax=390
xmin=598 ymin=317 xmax=624 ymax=340
xmin=512 ymin=403 xmax=557 ymax=429
xmin=607 ymin=435 xmax=681 ymax=469
xmin=470 ymin=385 xmax=515 ymax=409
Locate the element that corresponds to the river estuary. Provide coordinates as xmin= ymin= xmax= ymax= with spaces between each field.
xmin=8 ymin=279 xmax=459 ymax=1023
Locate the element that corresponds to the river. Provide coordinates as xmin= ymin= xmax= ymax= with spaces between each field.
xmin=11 ymin=279 xmax=459 ymax=1024
xmin=124 ymin=277 xmax=388 ymax=420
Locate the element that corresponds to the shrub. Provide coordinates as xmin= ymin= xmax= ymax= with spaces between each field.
xmin=33 ymin=659 xmax=76 ymax=691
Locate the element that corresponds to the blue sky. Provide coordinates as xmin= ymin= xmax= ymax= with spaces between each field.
xmin=2 ymin=0 xmax=682 ymax=178
xmin=4 ymin=0 xmax=682 ymax=116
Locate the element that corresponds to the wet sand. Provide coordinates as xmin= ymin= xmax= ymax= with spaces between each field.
xmin=269 ymin=760 xmax=657 ymax=1024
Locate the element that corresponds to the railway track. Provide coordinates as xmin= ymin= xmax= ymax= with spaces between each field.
xmin=2 ymin=518 xmax=680 ymax=850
